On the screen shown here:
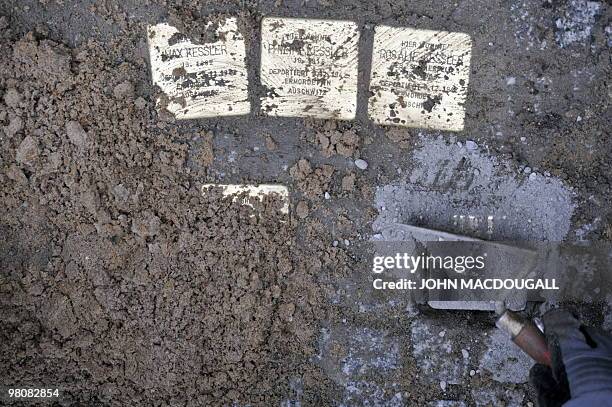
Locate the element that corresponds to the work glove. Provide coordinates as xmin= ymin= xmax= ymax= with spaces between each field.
xmin=529 ymin=309 xmax=612 ymax=407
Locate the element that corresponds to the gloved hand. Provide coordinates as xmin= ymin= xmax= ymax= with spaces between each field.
xmin=529 ymin=309 xmax=612 ymax=407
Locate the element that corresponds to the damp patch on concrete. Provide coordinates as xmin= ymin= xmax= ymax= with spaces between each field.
xmin=369 ymin=27 xmax=472 ymax=131
xmin=478 ymin=329 xmax=533 ymax=384
xmin=410 ymin=318 xmax=470 ymax=384
xmin=373 ymin=136 xmax=575 ymax=242
xmin=260 ymin=17 xmax=359 ymax=120
xmin=147 ymin=19 xmax=250 ymax=119
xmin=471 ymin=384 xmax=525 ymax=407
xmin=555 ymin=0 xmax=601 ymax=48
xmin=316 ymin=325 xmax=404 ymax=406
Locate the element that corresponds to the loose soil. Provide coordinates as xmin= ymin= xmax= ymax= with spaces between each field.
xmin=1 ymin=0 xmax=610 ymax=405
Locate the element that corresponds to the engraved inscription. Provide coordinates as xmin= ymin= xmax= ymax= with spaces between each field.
xmin=260 ymin=17 xmax=359 ymax=120
xmin=369 ymin=27 xmax=472 ymax=131
xmin=147 ymin=19 xmax=250 ymax=119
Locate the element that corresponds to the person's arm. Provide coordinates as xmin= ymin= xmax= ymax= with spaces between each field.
xmin=529 ymin=309 xmax=612 ymax=407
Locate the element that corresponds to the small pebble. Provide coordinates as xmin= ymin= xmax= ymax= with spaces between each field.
xmin=4 ymin=88 xmax=22 ymax=108
xmin=113 ymin=80 xmax=134 ymax=99
xmin=332 ymin=240 xmax=338 ymax=247
xmin=295 ymin=201 xmax=309 ymax=219
xmin=529 ymin=172 xmax=537 ymax=181
xmin=113 ymin=184 xmax=130 ymax=203
xmin=440 ymin=381 xmax=447 ymax=391
xmin=461 ymin=349 xmax=469 ymax=359
xmin=344 ymin=239 xmax=350 ymax=246
xmin=15 ymin=136 xmax=39 ymax=165
xmin=520 ymin=136 xmax=526 ymax=142
xmin=524 ymin=166 xmax=532 ymax=174
xmin=438 ymin=330 xmax=446 ymax=337
xmin=506 ymin=76 xmax=516 ymax=86
xmin=470 ymin=370 xmax=476 ymax=376
xmin=135 ymin=97 xmax=147 ymax=109
xmin=354 ymin=159 xmax=368 ymax=170
xmin=324 ymin=192 xmax=331 ymax=200
xmin=465 ymin=140 xmax=477 ymax=151
xmin=66 ymin=120 xmax=89 ymax=149
xmin=5 ymin=115 xmax=24 ymax=137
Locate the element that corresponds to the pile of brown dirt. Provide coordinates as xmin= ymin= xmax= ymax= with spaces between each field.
xmin=289 ymin=159 xmax=335 ymax=199
xmin=0 ymin=20 xmax=347 ymax=405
